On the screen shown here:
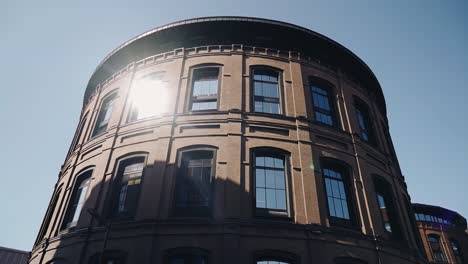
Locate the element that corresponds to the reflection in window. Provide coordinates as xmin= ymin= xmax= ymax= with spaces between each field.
xmin=190 ymin=67 xmax=219 ymax=111
xmin=428 ymin=235 xmax=447 ymax=262
xmin=254 ymin=151 xmax=288 ymax=215
xmin=62 ymin=171 xmax=92 ymax=229
xmin=112 ymin=157 xmax=145 ymax=219
xmin=175 ymin=150 xmax=214 ymax=216
xmin=128 ymin=72 xmax=166 ymax=122
xmin=376 ymin=193 xmax=392 ymax=233
xmin=354 ymin=99 xmax=375 ymax=145
xmin=311 ymin=84 xmax=337 ymax=126
xmin=92 ymin=93 xmax=117 ymax=137
xmin=451 ymin=239 xmax=460 ymax=255
xmin=253 ymin=69 xmax=281 ymax=114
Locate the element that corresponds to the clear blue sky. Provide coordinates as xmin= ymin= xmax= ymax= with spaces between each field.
xmin=1 ymin=0 xmax=467 ymax=251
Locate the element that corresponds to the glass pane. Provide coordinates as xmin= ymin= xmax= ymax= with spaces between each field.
xmin=256 ymin=156 xmax=265 ymax=166
xmin=266 ymin=189 xmax=276 ymax=209
xmin=328 ymin=197 xmax=336 ymax=217
xmin=342 ymin=201 xmax=350 ymax=219
xmin=276 ymin=189 xmax=287 ymax=210
xmin=275 ymin=170 xmax=285 ymax=189
xmin=256 ymin=169 xmax=265 ymax=188
xmin=256 ymin=188 xmax=266 ymax=208
xmin=274 ymin=158 xmax=284 ymax=168
xmin=331 ymin=180 xmax=340 ymax=198
xmin=265 ymin=170 xmax=276 ymax=188
xmin=334 ymin=198 xmax=344 ymax=218
xmin=265 ymin=157 xmax=274 ymax=167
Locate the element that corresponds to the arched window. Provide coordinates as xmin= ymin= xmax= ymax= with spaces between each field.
xmin=35 ymin=188 xmax=62 ymax=244
xmin=189 ymin=66 xmax=220 ymax=111
xmin=92 ymin=92 xmax=117 ymax=137
xmin=252 ymin=67 xmax=282 ymax=114
xmin=309 ymin=78 xmax=339 ymax=127
xmin=450 ymin=239 xmax=464 ymax=262
xmin=321 ymin=159 xmax=356 ymax=226
xmin=252 ymin=148 xmax=290 ymax=217
xmin=89 ymin=250 xmax=127 ymax=264
xmin=334 ymin=256 xmax=368 ymax=264
xmin=428 ymin=234 xmax=447 ymax=262
xmin=174 ymin=148 xmax=216 ymax=217
xmin=67 ymin=112 xmax=89 ymax=156
xmin=353 ymin=98 xmax=377 ymax=146
xmin=128 ymin=72 xmax=166 ymax=122
xmin=373 ymin=176 xmax=402 ymax=240
xmin=61 ymin=170 xmax=92 ymax=229
xmin=110 ymin=156 xmax=146 ymax=219
xmin=164 ymin=248 xmax=210 ymax=264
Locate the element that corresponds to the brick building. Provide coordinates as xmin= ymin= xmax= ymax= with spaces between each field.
xmin=30 ymin=17 xmax=428 ymax=264
xmin=414 ymin=203 xmax=468 ymax=263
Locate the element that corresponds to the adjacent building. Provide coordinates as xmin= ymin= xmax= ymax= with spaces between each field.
xmin=30 ymin=17 xmax=429 ymax=264
xmin=414 ymin=203 xmax=468 ymax=263
xmin=0 ymin=246 xmax=29 ymax=264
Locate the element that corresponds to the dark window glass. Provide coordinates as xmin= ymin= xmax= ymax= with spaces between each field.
xmin=175 ymin=150 xmax=214 ymax=216
xmin=128 ymin=72 xmax=165 ymax=122
xmin=36 ymin=190 xmax=61 ymax=243
xmin=373 ymin=177 xmax=403 ymax=240
xmin=92 ymin=93 xmax=117 ymax=137
xmin=190 ymin=67 xmax=219 ymax=111
xmin=450 ymin=239 xmax=460 ymax=255
xmin=428 ymin=235 xmax=447 ymax=262
xmin=376 ymin=192 xmax=392 ymax=233
xmin=62 ymin=171 xmax=92 ymax=229
xmin=323 ymin=167 xmax=351 ymax=221
xmin=254 ymin=153 xmax=287 ymax=213
xmin=112 ymin=157 xmax=145 ymax=219
xmin=311 ymin=85 xmax=337 ymax=126
xmin=253 ymin=69 xmax=281 ymax=114
xmin=354 ymin=100 xmax=376 ymax=145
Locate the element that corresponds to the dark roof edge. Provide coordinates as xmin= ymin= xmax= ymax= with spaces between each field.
xmin=413 ymin=203 xmax=465 ymax=220
xmin=86 ymin=16 xmax=385 ymax=113
xmin=0 ymin=246 xmax=30 ymax=254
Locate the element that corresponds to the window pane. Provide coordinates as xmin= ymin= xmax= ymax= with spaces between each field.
xmin=265 ymin=170 xmax=276 ymax=188
xmin=175 ymin=151 xmax=213 ymax=215
xmin=276 ymin=189 xmax=287 ymax=210
xmin=265 ymin=157 xmax=274 ymax=167
xmin=256 ymin=188 xmax=266 ymax=208
xmin=275 ymin=170 xmax=285 ymax=189
xmin=266 ymin=189 xmax=276 ymax=209
xmin=256 ymin=169 xmax=265 ymax=188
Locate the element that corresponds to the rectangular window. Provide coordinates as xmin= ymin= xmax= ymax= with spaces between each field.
xmin=311 ymin=85 xmax=337 ymax=126
xmin=62 ymin=171 xmax=92 ymax=229
xmin=354 ymin=99 xmax=377 ymax=146
xmin=174 ymin=150 xmax=214 ymax=216
xmin=112 ymin=157 xmax=145 ymax=219
xmin=92 ymin=93 xmax=117 ymax=137
xmin=324 ymin=168 xmax=350 ymax=221
xmin=253 ymin=69 xmax=281 ymax=114
xmin=376 ymin=192 xmax=392 ymax=233
xmin=128 ymin=72 xmax=165 ymax=122
xmin=190 ymin=67 xmax=219 ymax=111
xmin=255 ymin=155 xmax=287 ymax=212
